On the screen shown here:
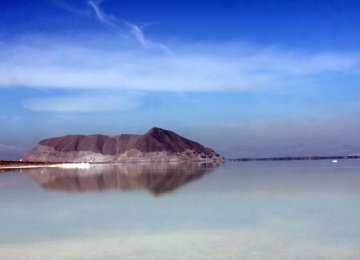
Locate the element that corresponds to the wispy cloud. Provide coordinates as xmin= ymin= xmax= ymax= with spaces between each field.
xmin=50 ymin=0 xmax=90 ymax=16
xmin=0 ymin=36 xmax=359 ymax=91
xmin=0 ymin=143 xmax=26 ymax=153
xmin=87 ymin=0 xmax=118 ymax=28
xmin=125 ymin=21 xmax=149 ymax=47
xmin=87 ymin=0 xmax=168 ymax=51
xmin=51 ymin=0 xmax=166 ymax=50
xmin=22 ymin=92 xmax=143 ymax=113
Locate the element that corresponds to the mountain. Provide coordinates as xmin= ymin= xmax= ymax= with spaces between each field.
xmin=23 ymin=127 xmax=224 ymax=163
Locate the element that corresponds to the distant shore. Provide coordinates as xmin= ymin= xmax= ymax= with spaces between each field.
xmin=0 ymin=161 xmax=56 ymax=168
xmin=228 ymin=155 xmax=360 ymax=162
xmin=2 ymin=155 xmax=360 ymax=171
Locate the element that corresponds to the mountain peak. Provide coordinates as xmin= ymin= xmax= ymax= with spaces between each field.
xmin=145 ymin=127 xmax=169 ymax=135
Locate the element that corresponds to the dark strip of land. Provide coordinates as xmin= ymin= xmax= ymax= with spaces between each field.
xmin=228 ymin=156 xmax=360 ymax=161
xmin=1 ymin=155 xmax=360 ymax=170
xmin=0 ymin=161 xmax=57 ymax=167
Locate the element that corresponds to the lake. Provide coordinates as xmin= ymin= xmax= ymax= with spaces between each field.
xmin=1 ymin=160 xmax=360 ymax=259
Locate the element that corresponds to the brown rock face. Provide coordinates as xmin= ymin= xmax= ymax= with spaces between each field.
xmin=23 ymin=127 xmax=224 ymax=163
xmin=39 ymin=134 xmax=140 ymax=155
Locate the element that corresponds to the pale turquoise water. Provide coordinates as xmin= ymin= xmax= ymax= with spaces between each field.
xmin=1 ymin=161 xmax=360 ymax=259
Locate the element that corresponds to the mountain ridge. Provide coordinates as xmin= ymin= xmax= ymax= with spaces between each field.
xmin=24 ymin=127 xmax=224 ymax=163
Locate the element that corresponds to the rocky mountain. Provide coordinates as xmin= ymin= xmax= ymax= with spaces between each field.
xmin=23 ymin=127 xmax=224 ymax=163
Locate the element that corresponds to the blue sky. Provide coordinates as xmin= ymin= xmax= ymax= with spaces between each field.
xmin=1 ymin=0 xmax=360 ymax=159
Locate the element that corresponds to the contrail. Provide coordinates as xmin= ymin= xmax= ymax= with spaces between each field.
xmin=49 ymin=0 xmax=89 ymax=16
xmin=50 ymin=0 xmax=169 ymax=51
xmin=87 ymin=0 xmax=118 ymax=29
xmin=87 ymin=0 xmax=169 ymax=51
xmin=125 ymin=21 xmax=149 ymax=47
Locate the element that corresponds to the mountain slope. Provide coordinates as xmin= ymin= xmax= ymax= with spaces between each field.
xmin=23 ymin=127 xmax=224 ymax=163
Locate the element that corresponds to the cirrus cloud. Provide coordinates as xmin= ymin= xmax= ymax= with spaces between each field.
xmin=22 ymin=92 xmax=143 ymax=113
xmin=1 ymin=36 xmax=359 ymax=92
xmin=0 ymin=144 xmax=26 ymax=153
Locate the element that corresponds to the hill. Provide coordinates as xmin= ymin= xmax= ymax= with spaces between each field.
xmin=23 ymin=127 xmax=224 ymax=163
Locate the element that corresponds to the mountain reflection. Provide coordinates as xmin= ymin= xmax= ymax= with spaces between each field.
xmin=26 ymin=162 xmax=221 ymax=195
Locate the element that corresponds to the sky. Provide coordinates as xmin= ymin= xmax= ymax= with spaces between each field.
xmin=1 ymin=0 xmax=360 ymax=159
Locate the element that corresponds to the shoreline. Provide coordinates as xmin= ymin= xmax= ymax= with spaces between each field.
xmin=0 ymin=161 xmax=91 ymax=170
xmin=0 ymin=160 xmax=223 ymax=171
xmin=228 ymin=155 xmax=360 ymax=162
xmin=2 ymin=155 xmax=359 ymax=171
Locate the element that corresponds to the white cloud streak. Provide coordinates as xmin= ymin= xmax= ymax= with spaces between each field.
xmin=50 ymin=0 xmax=166 ymax=50
xmin=0 ymin=144 xmax=26 ymax=153
xmin=86 ymin=0 xmax=167 ymax=50
xmin=22 ymin=92 xmax=143 ymax=113
xmin=50 ymin=0 xmax=90 ymax=16
xmin=125 ymin=21 xmax=148 ymax=47
xmin=0 ymin=37 xmax=359 ymax=91
xmin=87 ymin=0 xmax=118 ymax=28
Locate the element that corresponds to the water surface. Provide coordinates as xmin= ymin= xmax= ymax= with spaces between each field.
xmin=1 ymin=160 xmax=360 ymax=259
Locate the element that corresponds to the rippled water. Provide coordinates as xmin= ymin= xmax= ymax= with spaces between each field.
xmin=1 ymin=160 xmax=360 ymax=259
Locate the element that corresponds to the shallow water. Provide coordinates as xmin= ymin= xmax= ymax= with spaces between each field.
xmin=1 ymin=160 xmax=360 ymax=259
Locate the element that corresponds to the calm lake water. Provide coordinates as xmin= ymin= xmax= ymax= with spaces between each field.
xmin=1 ymin=160 xmax=360 ymax=259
